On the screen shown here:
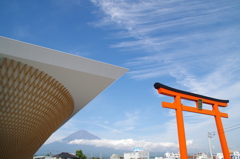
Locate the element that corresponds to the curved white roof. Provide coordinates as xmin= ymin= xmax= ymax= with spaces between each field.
xmin=0 ymin=36 xmax=129 ymax=125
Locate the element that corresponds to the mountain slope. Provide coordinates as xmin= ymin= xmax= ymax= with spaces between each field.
xmin=36 ymin=130 xmax=125 ymax=158
xmin=61 ymin=130 xmax=101 ymax=141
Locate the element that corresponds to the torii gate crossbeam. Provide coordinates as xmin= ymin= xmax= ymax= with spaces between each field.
xmin=154 ymin=83 xmax=230 ymax=159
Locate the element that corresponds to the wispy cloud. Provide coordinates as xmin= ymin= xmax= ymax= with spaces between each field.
xmin=114 ymin=110 xmax=140 ymax=131
xmin=90 ymin=0 xmax=240 ymax=84
xmin=170 ymin=56 xmax=240 ymax=97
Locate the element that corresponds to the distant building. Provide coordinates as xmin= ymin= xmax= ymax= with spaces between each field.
xmin=193 ymin=152 xmax=209 ymax=159
xmin=216 ymin=153 xmax=223 ymax=159
xmin=230 ymin=151 xmax=240 ymax=159
xmin=163 ymin=152 xmax=180 ymax=159
xmin=214 ymin=151 xmax=240 ymax=159
xmin=110 ymin=154 xmax=124 ymax=159
xmin=124 ymin=147 xmax=150 ymax=159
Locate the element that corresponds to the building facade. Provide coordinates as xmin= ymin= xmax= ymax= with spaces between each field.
xmin=163 ymin=152 xmax=180 ymax=159
xmin=0 ymin=36 xmax=128 ymax=159
xmin=110 ymin=154 xmax=124 ymax=159
xmin=124 ymin=147 xmax=150 ymax=159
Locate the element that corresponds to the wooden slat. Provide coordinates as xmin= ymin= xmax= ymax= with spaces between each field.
xmin=0 ymin=57 xmax=75 ymax=159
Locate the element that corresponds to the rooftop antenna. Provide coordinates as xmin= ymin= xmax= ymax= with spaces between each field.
xmin=208 ymin=132 xmax=215 ymax=159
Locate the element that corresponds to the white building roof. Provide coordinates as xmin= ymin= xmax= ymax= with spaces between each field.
xmin=0 ymin=36 xmax=129 ymax=126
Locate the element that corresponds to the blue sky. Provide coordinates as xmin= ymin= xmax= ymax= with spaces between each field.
xmin=1 ymin=0 xmax=240 ymax=155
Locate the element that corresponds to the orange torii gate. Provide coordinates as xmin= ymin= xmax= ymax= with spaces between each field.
xmin=154 ymin=83 xmax=230 ymax=159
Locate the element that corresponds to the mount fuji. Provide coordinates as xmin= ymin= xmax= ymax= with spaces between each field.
xmin=36 ymin=130 xmax=127 ymax=158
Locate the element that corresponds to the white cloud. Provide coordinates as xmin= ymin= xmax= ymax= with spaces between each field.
xmin=68 ymin=138 xmax=194 ymax=152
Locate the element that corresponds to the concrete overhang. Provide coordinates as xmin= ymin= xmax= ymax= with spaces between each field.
xmin=0 ymin=36 xmax=129 ymax=125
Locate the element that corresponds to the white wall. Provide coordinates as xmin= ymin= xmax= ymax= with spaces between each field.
xmin=124 ymin=151 xmax=149 ymax=159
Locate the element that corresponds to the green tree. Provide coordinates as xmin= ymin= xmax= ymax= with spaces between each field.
xmin=76 ymin=150 xmax=87 ymax=159
xmin=90 ymin=157 xmax=100 ymax=159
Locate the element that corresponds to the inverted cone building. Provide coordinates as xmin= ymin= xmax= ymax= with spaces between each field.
xmin=0 ymin=36 xmax=128 ymax=159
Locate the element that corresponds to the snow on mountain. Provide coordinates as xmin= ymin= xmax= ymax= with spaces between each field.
xmin=61 ymin=130 xmax=101 ymax=142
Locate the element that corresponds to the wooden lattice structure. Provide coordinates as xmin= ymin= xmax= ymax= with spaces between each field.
xmin=0 ymin=58 xmax=74 ymax=159
xmin=154 ymin=83 xmax=230 ymax=159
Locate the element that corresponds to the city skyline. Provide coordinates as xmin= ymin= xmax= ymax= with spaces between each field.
xmin=1 ymin=0 xmax=240 ymax=154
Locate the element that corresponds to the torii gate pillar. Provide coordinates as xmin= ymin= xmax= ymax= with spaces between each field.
xmin=154 ymin=83 xmax=230 ymax=159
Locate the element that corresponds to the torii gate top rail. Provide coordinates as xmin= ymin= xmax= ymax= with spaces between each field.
xmin=154 ymin=82 xmax=229 ymax=104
